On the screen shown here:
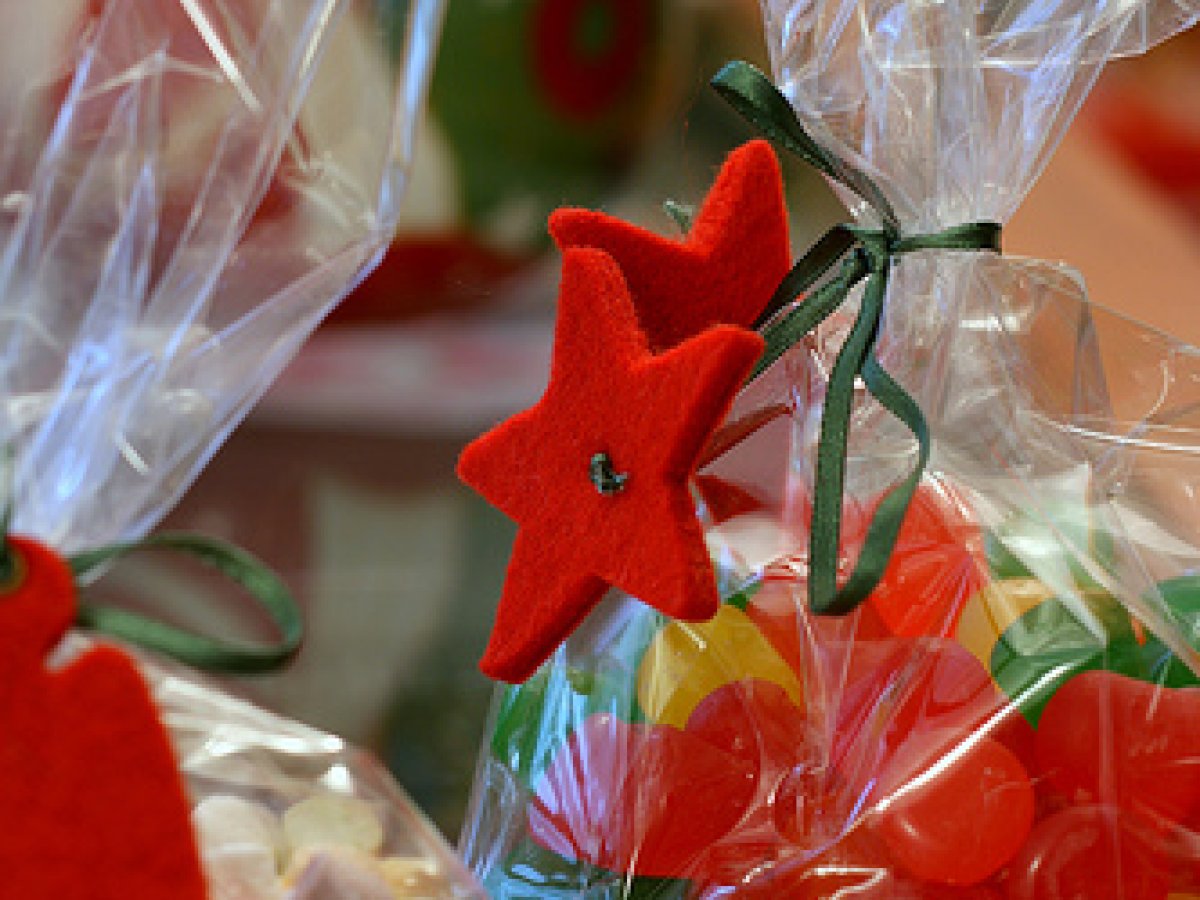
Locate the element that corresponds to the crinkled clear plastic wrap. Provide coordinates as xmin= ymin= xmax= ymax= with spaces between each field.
xmin=0 ymin=0 xmax=441 ymax=551
xmin=461 ymin=0 xmax=1200 ymax=896
xmin=0 ymin=2 xmax=482 ymax=896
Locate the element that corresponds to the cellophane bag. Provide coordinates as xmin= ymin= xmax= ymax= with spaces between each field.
xmin=1 ymin=2 xmax=483 ymax=896
xmin=460 ymin=0 xmax=1200 ymax=896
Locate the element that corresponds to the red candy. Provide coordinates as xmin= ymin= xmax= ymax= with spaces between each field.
xmin=746 ymin=574 xmax=890 ymax=679
xmin=529 ymin=713 xmax=757 ymax=878
xmin=1004 ymin=805 xmax=1171 ymax=900
xmin=832 ymin=639 xmax=1011 ymax=776
xmin=864 ymin=484 xmax=986 ymax=638
xmin=873 ymin=730 xmax=1035 ymax=886
xmin=684 ymin=677 xmax=812 ymax=776
xmin=1036 ymin=670 xmax=1200 ymax=824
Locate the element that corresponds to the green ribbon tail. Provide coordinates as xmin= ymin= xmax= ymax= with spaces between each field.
xmin=71 ymin=533 xmax=303 ymax=674
xmin=807 ymin=266 xmax=888 ymax=611
xmin=817 ymin=348 xmax=932 ymax=614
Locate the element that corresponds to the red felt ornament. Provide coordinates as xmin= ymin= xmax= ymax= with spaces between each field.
xmin=0 ymin=536 xmax=206 ymax=900
xmin=458 ymin=248 xmax=764 ymax=682
xmin=549 ymin=139 xmax=791 ymax=351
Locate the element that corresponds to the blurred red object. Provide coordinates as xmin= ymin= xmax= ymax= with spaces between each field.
xmin=1087 ymin=32 xmax=1200 ymax=221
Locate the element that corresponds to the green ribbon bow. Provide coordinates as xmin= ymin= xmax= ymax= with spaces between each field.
xmin=713 ymin=61 xmax=1002 ymax=616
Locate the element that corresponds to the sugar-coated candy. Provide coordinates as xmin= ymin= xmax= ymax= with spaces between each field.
xmin=202 ymin=845 xmax=285 ymax=900
xmin=282 ymin=791 xmax=386 ymax=858
xmin=193 ymin=795 xmax=285 ymax=865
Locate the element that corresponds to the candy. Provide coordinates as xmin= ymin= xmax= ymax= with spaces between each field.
xmin=988 ymin=594 xmax=1144 ymax=725
xmin=873 ymin=730 xmax=1034 ymax=886
xmin=282 ymin=792 xmax=385 ymax=858
xmin=192 ymin=795 xmax=284 ymax=865
xmin=287 ymin=847 xmax=395 ymax=900
xmin=490 ymin=626 xmax=650 ymax=788
xmin=953 ymin=578 xmax=1055 ymax=669
xmin=637 ymin=604 xmax=805 ymax=728
xmin=785 ymin=482 xmax=985 ymax=637
xmin=528 ymin=713 xmax=757 ymax=878
xmin=378 ymin=857 xmax=452 ymax=898
xmin=831 ymin=639 xmax=1006 ymax=773
xmin=202 ymin=845 xmax=285 ymax=900
xmin=744 ymin=575 xmax=890 ymax=679
xmin=864 ymin=483 xmax=986 ymax=638
xmin=1035 ymin=670 xmax=1200 ymax=823
xmin=684 ymin=678 xmax=811 ymax=774
xmin=1004 ymin=805 xmax=1170 ymax=900
xmin=1141 ymin=575 xmax=1200 ymax=689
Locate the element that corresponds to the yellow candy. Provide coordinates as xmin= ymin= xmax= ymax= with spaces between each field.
xmin=637 ymin=604 xmax=804 ymax=728
xmin=953 ymin=578 xmax=1055 ymax=668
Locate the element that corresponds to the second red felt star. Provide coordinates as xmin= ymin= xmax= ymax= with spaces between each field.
xmin=549 ymin=139 xmax=791 ymax=351
xmin=458 ymin=249 xmax=764 ymax=683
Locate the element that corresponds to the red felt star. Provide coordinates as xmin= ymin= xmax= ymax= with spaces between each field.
xmin=458 ymin=249 xmax=764 ymax=682
xmin=0 ymin=536 xmax=206 ymax=900
xmin=549 ymin=139 xmax=791 ymax=351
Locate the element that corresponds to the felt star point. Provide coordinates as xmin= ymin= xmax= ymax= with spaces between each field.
xmin=458 ymin=248 xmax=765 ymax=682
xmin=549 ymin=139 xmax=791 ymax=351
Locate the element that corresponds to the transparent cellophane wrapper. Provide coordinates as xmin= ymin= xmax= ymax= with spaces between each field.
xmin=0 ymin=1 xmax=483 ymax=897
xmin=461 ymin=0 xmax=1200 ymax=896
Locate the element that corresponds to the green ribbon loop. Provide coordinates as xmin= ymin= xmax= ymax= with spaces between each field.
xmin=70 ymin=533 xmax=303 ymax=674
xmin=715 ymin=60 xmax=1001 ymax=616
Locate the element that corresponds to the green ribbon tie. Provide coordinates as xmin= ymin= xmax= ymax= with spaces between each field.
xmin=713 ymin=60 xmax=1002 ymax=616
xmin=69 ymin=533 xmax=303 ymax=674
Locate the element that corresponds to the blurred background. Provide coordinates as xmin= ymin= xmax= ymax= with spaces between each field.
xmin=85 ymin=0 xmax=1200 ymax=842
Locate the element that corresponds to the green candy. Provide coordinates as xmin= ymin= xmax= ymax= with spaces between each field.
xmin=1136 ymin=575 xmax=1200 ymax=689
xmin=989 ymin=593 xmax=1144 ymax=726
xmin=991 ymin=577 xmax=1200 ymax=726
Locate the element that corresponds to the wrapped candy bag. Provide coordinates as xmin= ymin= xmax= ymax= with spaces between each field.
xmin=0 ymin=1 xmax=484 ymax=897
xmin=458 ymin=0 xmax=1200 ymax=896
